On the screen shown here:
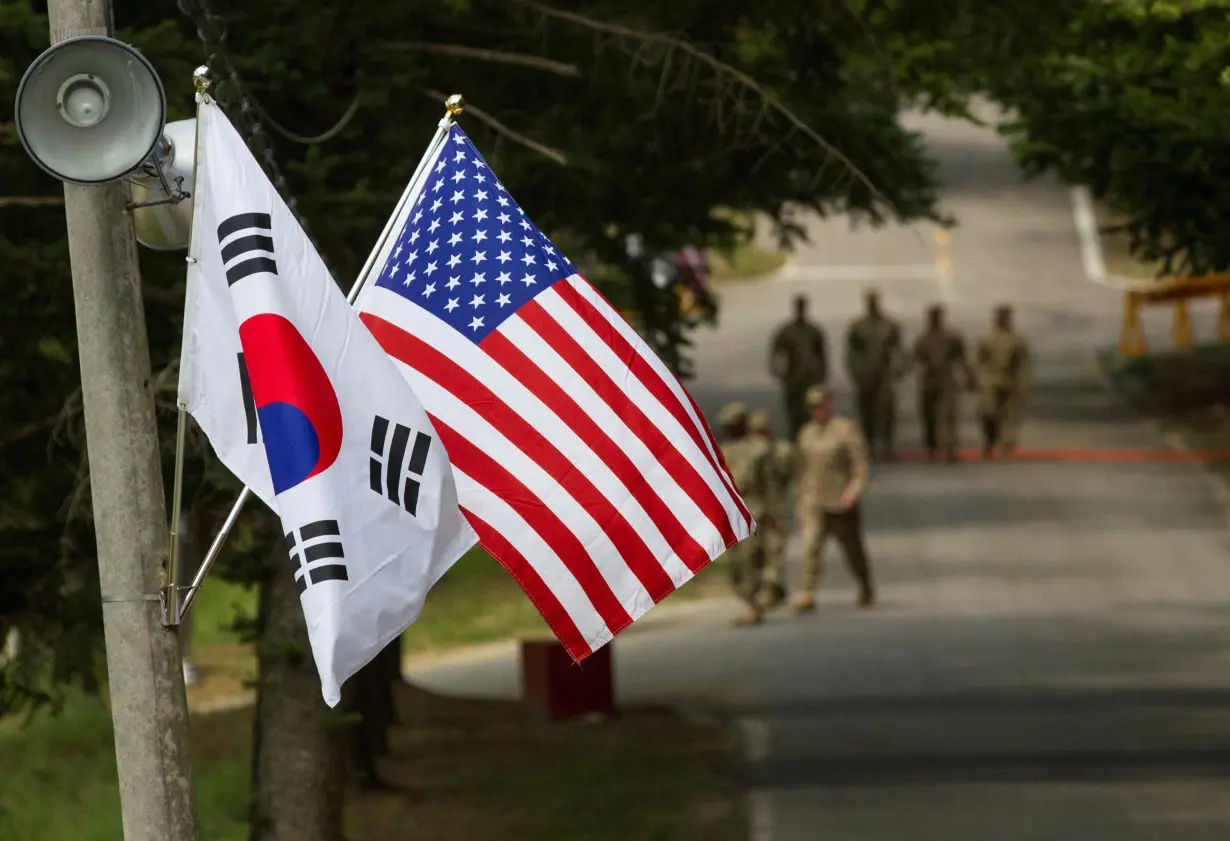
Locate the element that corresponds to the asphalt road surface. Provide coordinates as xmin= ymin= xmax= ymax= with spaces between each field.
xmin=409 ymin=105 xmax=1230 ymax=839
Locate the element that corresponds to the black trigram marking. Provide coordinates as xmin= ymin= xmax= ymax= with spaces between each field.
xmin=217 ymin=212 xmax=277 ymax=286
xmin=369 ymin=415 xmax=433 ymax=516
xmin=285 ymin=519 xmax=348 ymax=594
xmin=237 ymin=353 xmax=261 ymax=445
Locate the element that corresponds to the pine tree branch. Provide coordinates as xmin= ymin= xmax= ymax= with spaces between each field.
xmin=0 ymin=197 xmax=64 ymax=207
xmin=424 ymin=89 xmax=568 ymax=165
xmin=507 ymin=0 xmax=896 ymax=211
xmin=381 ymin=41 xmax=582 ymax=77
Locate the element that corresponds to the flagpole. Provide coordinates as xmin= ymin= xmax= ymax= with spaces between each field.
xmin=164 ymin=66 xmax=212 ymax=625
xmin=345 ymin=95 xmax=460 ymax=304
xmin=178 ymin=93 xmax=464 ymax=621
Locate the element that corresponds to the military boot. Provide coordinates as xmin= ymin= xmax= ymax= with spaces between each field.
xmin=760 ymin=582 xmax=787 ymax=609
xmin=857 ymin=588 xmax=875 ymax=609
xmin=793 ymin=590 xmax=816 ymax=612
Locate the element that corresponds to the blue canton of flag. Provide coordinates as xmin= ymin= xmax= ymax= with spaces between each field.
xmin=372 ymin=127 xmax=578 ymax=343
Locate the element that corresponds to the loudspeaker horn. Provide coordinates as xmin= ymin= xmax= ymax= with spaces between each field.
xmin=131 ymin=119 xmax=196 ymax=250
xmin=14 ymin=35 xmax=166 ymax=185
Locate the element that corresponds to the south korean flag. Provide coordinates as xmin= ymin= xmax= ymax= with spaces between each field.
xmin=178 ymin=96 xmax=478 ymax=706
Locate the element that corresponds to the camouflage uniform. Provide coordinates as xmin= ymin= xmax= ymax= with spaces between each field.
xmin=718 ymin=402 xmax=775 ymax=625
xmin=975 ymin=310 xmax=1033 ymax=458
xmin=793 ymin=385 xmax=875 ymax=610
xmin=748 ymin=409 xmax=796 ymax=609
xmin=770 ymin=315 xmax=829 ymax=440
xmin=911 ymin=317 xmax=974 ymax=462
xmin=845 ymin=307 xmax=905 ymax=459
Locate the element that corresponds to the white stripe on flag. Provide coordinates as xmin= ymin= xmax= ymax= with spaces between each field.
xmin=499 ymin=316 xmax=727 ymax=567
xmin=452 ymin=469 xmax=614 ymax=650
xmin=372 ymin=324 xmax=656 ymax=617
xmin=536 ymin=286 xmax=747 ymax=537
xmin=565 ymin=276 xmax=749 ymax=518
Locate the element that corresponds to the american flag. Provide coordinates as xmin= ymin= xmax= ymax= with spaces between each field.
xmin=355 ymin=125 xmax=753 ymax=660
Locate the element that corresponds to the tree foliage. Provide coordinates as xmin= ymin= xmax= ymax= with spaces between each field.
xmin=985 ymin=0 xmax=1230 ymax=276
xmin=0 ymin=0 xmax=945 ymax=710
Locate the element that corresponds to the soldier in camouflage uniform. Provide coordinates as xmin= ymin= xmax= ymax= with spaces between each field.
xmin=910 ymin=304 xmax=975 ymax=463
xmin=717 ymin=402 xmax=775 ymax=625
xmin=975 ymin=304 xmax=1033 ymax=460
xmin=845 ymin=288 xmax=906 ymax=461
xmin=793 ymin=386 xmax=875 ymax=610
xmin=769 ymin=295 xmax=829 ymax=439
xmin=748 ymin=409 xmax=795 ymax=609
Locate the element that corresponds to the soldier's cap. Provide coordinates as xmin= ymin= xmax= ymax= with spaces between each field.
xmin=748 ymin=409 xmax=771 ymax=432
xmin=719 ymin=401 xmax=749 ymax=426
xmin=804 ymin=385 xmax=831 ymax=407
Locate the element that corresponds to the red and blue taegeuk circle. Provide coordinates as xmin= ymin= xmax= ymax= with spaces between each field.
xmin=238 ymin=313 xmax=343 ymax=494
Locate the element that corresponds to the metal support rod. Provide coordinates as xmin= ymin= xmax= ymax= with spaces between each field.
xmin=163 ymin=405 xmax=189 ymax=625
xmin=181 ymin=98 xmax=462 ymax=620
xmin=45 ymin=1 xmax=200 ymax=838
xmin=176 ymin=486 xmax=250 ymax=619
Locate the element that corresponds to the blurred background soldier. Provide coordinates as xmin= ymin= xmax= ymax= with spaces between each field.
xmin=975 ymin=304 xmax=1033 ymax=459
xmin=717 ymin=402 xmax=775 ymax=625
xmin=910 ymin=304 xmax=975 ymax=463
xmin=845 ymin=288 xmax=905 ymax=461
xmin=770 ymin=294 xmax=829 ymax=439
xmin=793 ymin=386 xmax=875 ymax=610
xmin=748 ymin=409 xmax=795 ymax=609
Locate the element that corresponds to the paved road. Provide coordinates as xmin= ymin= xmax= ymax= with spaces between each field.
xmin=409 ymin=106 xmax=1230 ymax=838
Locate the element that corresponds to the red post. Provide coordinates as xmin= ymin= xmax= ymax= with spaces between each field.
xmin=520 ymin=639 xmax=616 ymax=721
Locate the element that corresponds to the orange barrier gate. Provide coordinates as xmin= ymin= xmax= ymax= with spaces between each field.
xmin=1120 ymin=272 xmax=1230 ymax=356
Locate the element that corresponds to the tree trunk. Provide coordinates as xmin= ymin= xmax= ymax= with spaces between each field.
xmin=249 ymin=551 xmax=347 ymax=841
xmin=346 ymin=635 xmax=402 ymax=789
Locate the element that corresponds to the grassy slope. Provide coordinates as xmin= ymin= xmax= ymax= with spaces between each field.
xmin=0 ymin=675 xmax=741 ymax=841
xmin=0 ymin=547 xmax=738 ymax=840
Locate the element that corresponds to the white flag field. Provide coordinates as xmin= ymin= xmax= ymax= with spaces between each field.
xmin=353 ymin=124 xmax=754 ymax=661
xmin=178 ymin=96 xmax=477 ymax=707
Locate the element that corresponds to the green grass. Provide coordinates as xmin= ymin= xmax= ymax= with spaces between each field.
xmin=190 ymin=577 xmax=257 ymax=646
xmin=0 ymin=696 xmax=251 ymax=841
xmin=0 ymin=540 xmax=738 ymax=841
xmin=353 ymin=686 xmax=745 ymax=841
xmin=0 ymin=681 xmax=742 ymax=841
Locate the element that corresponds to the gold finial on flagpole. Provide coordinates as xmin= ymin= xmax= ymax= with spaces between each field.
xmin=193 ymin=65 xmax=211 ymax=94
xmin=445 ymin=94 xmax=465 ymax=118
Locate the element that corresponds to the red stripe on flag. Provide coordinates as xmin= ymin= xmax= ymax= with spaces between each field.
xmin=461 ymin=507 xmax=592 ymax=660
xmin=554 ymin=280 xmax=753 ymax=529
xmin=432 ymin=417 xmax=635 ymax=638
xmin=516 ymin=298 xmax=740 ymax=549
xmin=366 ymin=315 xmax=674 ymax=602
xmin=362 ymin=313 xmax=639 ymax=634
xmin=482 ymin=330 xmax=713 ymax=575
